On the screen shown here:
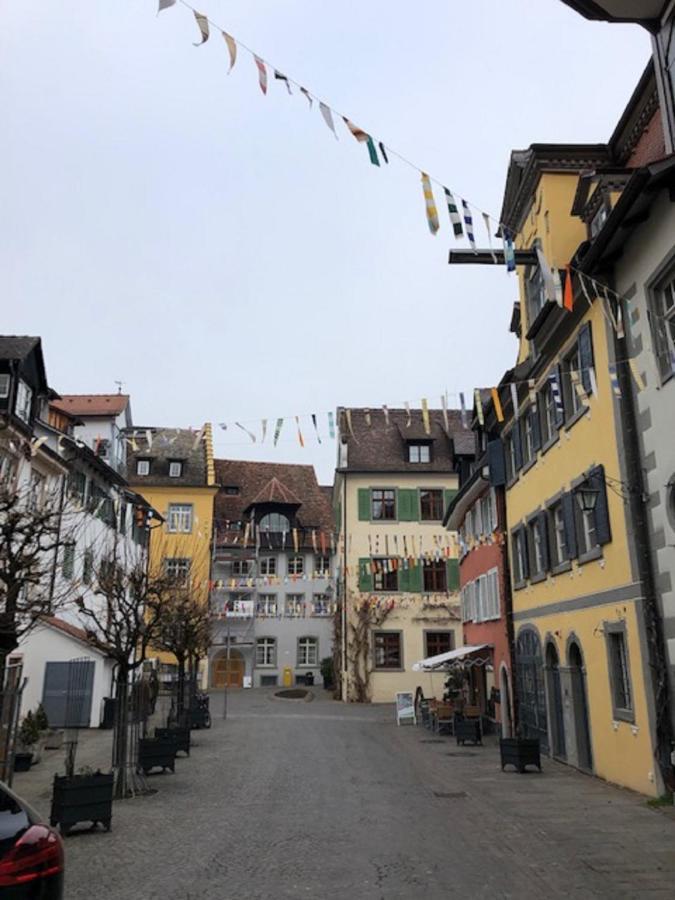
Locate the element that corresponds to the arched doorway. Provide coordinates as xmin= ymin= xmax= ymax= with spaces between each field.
xmin=515 ymin=629 xmax=548 ymax=752
xmin=568 ymin=640 xmax=593 ymax=772
xmin=545 ymin=642 xmax=566 ymax=760
xmin=500 ymin=664 xmax=513 ymax=738
xmin=211 ymin=650 xmax=245 ymax=688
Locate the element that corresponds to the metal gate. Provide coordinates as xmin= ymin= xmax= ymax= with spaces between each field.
xmin=515 ymin=629 xmax=549 ymax=752
xmin=42 ymin=660 xmax=95 ymax=728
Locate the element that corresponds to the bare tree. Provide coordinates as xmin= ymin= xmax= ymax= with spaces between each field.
xmin=76 ymin=554 xmax=172 ymax=799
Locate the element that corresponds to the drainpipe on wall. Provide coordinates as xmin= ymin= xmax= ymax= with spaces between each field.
xmin=47 ymin=471 xmax=68 ymax=613
xmin=612 ymin=288 xmax=674 ymax=793
xmin=498 ymin=485 xmax=520 ymax=737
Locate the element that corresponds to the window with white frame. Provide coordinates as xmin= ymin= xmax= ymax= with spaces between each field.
xmin=285 ymin=594 xmax=304 ymax=617
xmin=314 ymin=555 xmax=330 ymax=576
xmin=15 ymin=379 xmax=32 ymax=423
xmin=256 ymin=594 xmax=278 ymax=617
xmin=287 ymin=555 xmax=304 ymax=575
xmin=256 ymin=637 xmax=276 ymax=667
xmin=606 ymin=622 xmax=633 ymax=720
xmin=528 ymin=518 xmax=546 ymax=575
xmin=652 ymin=270 xmax=675 ymax=381
xmin=512 ymin=529 xmax=527 ymax=584
xmin=167 ymin=503 xmax=193 ymax=533
xmin=312 ymin=594 xmax=331 ymax=616
xmin=231 ymin=559 xmax=252 ymax=576
xmin=540 ymin=380 xmax=558 ymax=444
xmin=165 ymin=557 xmax=191 ymax=583
xmin=522 ymin=414 xmax=534 ymax=464
xmin=168 ymin=460 xmax=183 ymax=478
xmin=259 ymin=557 xmax=277 ymax=576
xmin=136 ymin=459 xmax=150 ymax=476
xmin=297 ymin=636 xmax=318 ymax=667
xmin=0 ymin=374 xmax=9 ymax=399
xmin=549 ymin=501 xmax=567 ymax=567
xmin=408 ymin=443 xmax=431 ymax=463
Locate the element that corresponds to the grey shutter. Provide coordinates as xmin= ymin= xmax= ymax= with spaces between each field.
xmin=538 ymin=511 xmax=550 ymax=571
xmin=521 ymin=527 xmax=530 ymax=579
xmin=589 ymin=465 xmax=611 ymax=545
xmin=487 ymin=440 xmax=506 ymax=486
xmin=578 ymin=322 xmax=594 ymax=393
xmin=531 ymin=405 xmax=541 ymax=452
xmin=512 ymin=423 xmax=523 ymax=471
xmin=561 ymin=491 xmax=578 ymax=559
xmin=554 ymin=366 xmax=565 ymax=427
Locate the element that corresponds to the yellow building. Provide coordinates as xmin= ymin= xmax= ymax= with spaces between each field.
xmin=334 ymin=407 xmax=475 ymax=704
xmin=126 ymin=424 xmax=218 ymax=677
xmin=490 ymin=144 xmax=665 ymax=796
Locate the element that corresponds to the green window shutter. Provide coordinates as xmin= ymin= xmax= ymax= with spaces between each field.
xmin=398 ymin=488 xmax=419 ymax=521
xmin=447 ymin=559 xmax=460 ymax=591
xmin=398 ymin=563 xmax=410 ymax=592
xmin=358 ymin=558 xmax=373 ymax=592
xmin=444 ymin=489 xmax=458 ymax=517
xmin=357 ymin=489 xmax=371 ymax=521
xmin=408 ymin=562 xmax=422 ymax=592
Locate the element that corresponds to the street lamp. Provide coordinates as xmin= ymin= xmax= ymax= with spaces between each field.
xmin=576 ymin=485 xmax=599 ymax=513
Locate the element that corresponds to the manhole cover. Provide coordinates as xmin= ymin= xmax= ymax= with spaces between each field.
xmin=274 ymin=689 xmax=309 ymax=700
xmin=419 ymin=739 xmax=445 ymax=744
xmin=433 ymin=791 xmax=468 ymax=799
xmin=446 ymin=751 xmax=477 ymax=758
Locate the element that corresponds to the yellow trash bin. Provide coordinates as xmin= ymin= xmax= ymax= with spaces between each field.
xmin=283 ymin=666 xmax=293 ymax=687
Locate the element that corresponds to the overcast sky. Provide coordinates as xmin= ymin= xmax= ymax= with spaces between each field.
xmin=2 ymin=1 xmax=650 ymax=482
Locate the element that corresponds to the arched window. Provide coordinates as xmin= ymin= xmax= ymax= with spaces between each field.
xmin=259 ymin=512 xmax=290 ymax=532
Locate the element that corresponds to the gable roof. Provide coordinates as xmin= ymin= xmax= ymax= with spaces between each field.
xmin=336 ymin=407 xmax=470 ymax=473
xmin=214 ymin=460 xmax=333 ymax=544
xmin=41 ymin=616 xmax=110 ymax=655
xmin=0 ymin=336 xmax=41 ymax=361
xmin=247 ymin=477 xmax=303 ymax=508
xmin=126 ymin=426 xmax=213 ymax=488
xmin=51 ymin=394 xmax=129 ymax=417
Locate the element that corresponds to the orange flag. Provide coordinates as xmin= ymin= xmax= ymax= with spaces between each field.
xmin=564 ymin=265 xmax=574 ymax=312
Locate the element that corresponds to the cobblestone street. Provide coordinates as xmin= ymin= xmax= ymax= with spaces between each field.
xmin=15 ymin=689 xmax=675 ymax=899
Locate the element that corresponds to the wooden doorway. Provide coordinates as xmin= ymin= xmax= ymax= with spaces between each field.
xmin=212 ymin=651 xmax=245 ymax=688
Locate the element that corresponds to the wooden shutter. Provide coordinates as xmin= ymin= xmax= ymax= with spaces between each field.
xmin=538 ymin=511 xmax=550 ymax=571
xmin=589 ymin=465 xmax=612 ymax=545
xmin=357 ymin=489 xmax=371 ymax=521
xmin=408 ymin=562 xmax=422 ymax=592
xmin=487 ymin=440 xmax=506 ymax=486
xmin=358 ymin=558 xmax=373 ymax=592
xmin=561 ymin=492 xmax=578 ymax=559
xmin=398 ymin=563 xmax=410 ymax=592
xmin=447 ymin=558 xmax=460 ymax=592
xmin=512 ymin=423 xmax=523 ymax=470
xmin=398 ymin=489 xmax=419 ymax=521
xmin=520 ymin=527 xmax=530 ymax=579
xmin=578 ymin=322 xmax=594 ymax=394
xmin=444 ymin=488 xmax=458 ymax=514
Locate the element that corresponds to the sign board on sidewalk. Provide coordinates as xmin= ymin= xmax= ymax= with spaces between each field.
xmin=395 ymin=691 xmax=416 ymax=726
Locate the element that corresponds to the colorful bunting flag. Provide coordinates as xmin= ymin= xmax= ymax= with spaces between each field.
xmin=319 ymin=103 xmax=338 ymax=138
xmin=482 ymin=213 xmax=497 ymax=263
xmin=218 ymin=423 xmax=227 ymax=431
xmin=421 ymin=173 xmax=439 ymax=235
xmin=510 ymin=383 xmax=519 ymax=418
xmin=609 ymin=364 xmax=621 ymax=397
xmin=441 ymin=395 xmax=449 ymax=432
xmin=327 ymin=410 xmax=336 ymax=439
xmin=274 ymin=71 xmax=292 ymax=94
xmin=579 ymin=271 xmax=594 ymax=308
xmin=378 ymin=142 xmax=389 ymax=164
xmin=382 ymin=405 xmax=390 ymax=427
xmin=589 ymin=366 xmax=598 ymax=397
xmin=503 ymin=230 xmax=516 ymax=273
xmin=192 ymin=11 xmax=209 ymax=45
xmin=616 ymin=303 xmax=625 ymax=339
xmin=461 ymin=200 xmax=476 ymax=251
xmin=145 ymin=428 xmax=153 ymax=450
xmin=459 ymin=392 xmax=467 ymax=429
xmin=236 ymin=422 xmax=256 ymax=443
xmin=364 ymin=409 xmax=372 ymax=427
xmin=223 ymin=32 xmax=237 ymax=72
xmin=628 ymin=359 xmax=645 ymax=392
xmin=421 ymin=399 xmax=431 ymax=434
xmin=404 ymin=402 xmax=412 ymax=427
xmin=273 ymin=417 xmax=284 ymax=446
xmin=311 ymin=414 xmax=322 ymax=444
xmin=300 ymin=87 xmax=313 ymax=107
xmin=552 ymin=268 xmax=563 ymax=307
xmin=343 ymin=118 xmax=380 ymax=166
xmin=158 ymin=0 xmax=175 ymax=12
xmin=254 ymin=56 xmax=268 ymax=95
xmin=474 ymin=389 xmax=484 ymax=426
xmin=295 ymin=416 xmax=304 ymax=447
xmin=261 ymin=419 xmax=267 ymax=443
xmin=548 ymin=372 xmax=564 ymax=414
xmin=490 ymin=388 xmax=504 ymax=422
xmin=563 ymin=265 xmax=574 ymax=312
xmin=444 ymin=189 xmax=463 ymax=237
xmin=535 ymin=247 xmax=557 ymax=304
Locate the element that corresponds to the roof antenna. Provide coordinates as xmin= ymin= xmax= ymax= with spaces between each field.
xmin=114 ymin=380 xmax=124 ymax=395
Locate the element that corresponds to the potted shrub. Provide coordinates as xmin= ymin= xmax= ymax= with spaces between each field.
xmin=137 ymin=735 xmax=177 ymax=774
xmin=35 ymin=703 xmax=64 ymax=750
xmin=320 ymin=657 xmax=334 ymax=691
xmin=50 ymin=767 xmax=114 ymax=836
xmin=14 ymin=710 xmax=40 ymax=770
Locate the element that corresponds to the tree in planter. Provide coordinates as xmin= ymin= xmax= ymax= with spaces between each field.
xmin=154 ymin=584 xmax=211 ymax=723
xmin=75 ymin=556 xmax=172 ymax=799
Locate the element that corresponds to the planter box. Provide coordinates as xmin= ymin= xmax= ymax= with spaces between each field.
xmin=14 ymin=751 xmax=32 ymax=772
xmin=50 ymin=772 xmax=114 ymax=836
xmin=455 ymin=718 xmax=482 ymax=746
xmin=500 ymin=738 xmax=541 ymax=772
xmin=155 ymin=726 xmax=190 ymax=757
xmin=138 ymin=737 xmax=176 ymax=774
xmin=189 ymin=705 xmax=211 ymax=730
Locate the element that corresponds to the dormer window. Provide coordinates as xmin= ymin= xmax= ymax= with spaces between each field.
xmin=408 ymin=442 xmax=431 ymax=463
xmin=169 ymin=460 xmax=183 ymax=478
xmin=15 ymin=379 xmax=32 ymax=424
xmin=136 ymin=459 xmax=151 ymax=476
xmin=259 ymin=511 xmax=291 ymax=532
xmin=0 ymin=374 xmax=10 ymax=399
xmin=224 ymin=485 xmax=240 ymax=495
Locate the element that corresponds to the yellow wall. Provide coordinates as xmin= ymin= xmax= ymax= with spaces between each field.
xmin=340 ymin=472 xmax=461 ymax=704
xmin=506 ymin=170 xmax=660 ymax=795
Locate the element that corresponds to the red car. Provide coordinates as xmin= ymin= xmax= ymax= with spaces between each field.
xmin=0 ymin=780 xmax=64 ymax=899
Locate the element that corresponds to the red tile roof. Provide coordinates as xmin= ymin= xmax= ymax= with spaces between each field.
xmin=51 ymin=394 xmax=129 ymax=417
xmin=41 ymin=616 xmax=106 ymax=652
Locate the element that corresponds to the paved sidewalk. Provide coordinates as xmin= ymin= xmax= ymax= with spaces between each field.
xmin=13 ymin=688 xmax=675 ymax=899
